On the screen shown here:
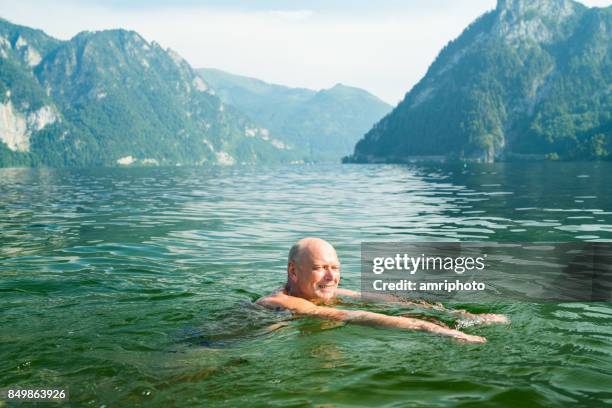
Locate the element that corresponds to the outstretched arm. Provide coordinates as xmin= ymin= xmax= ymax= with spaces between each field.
xmin=335 ymin=288 xmax=508 ymax=325
xmin=257 ymin=293 xmax=486 ymax=343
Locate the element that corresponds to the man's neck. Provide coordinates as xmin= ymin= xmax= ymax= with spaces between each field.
xmin=284 ymin=283 xmax=337 ymax=305
xmin=284 ymin=282 xmax=303 ymax=298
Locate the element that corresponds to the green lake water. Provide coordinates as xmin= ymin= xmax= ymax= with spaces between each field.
xmin=1 ymin=162 xmax=611 ymax=407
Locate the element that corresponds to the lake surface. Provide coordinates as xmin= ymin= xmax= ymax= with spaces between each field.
xmin=1 ymin=162 xmax=611 ymax=407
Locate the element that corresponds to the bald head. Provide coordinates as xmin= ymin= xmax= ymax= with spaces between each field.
xmin=288 ymin=237 xmax=336 ymax=264
xmin=286 ymin=237 xmax=340 ymax=302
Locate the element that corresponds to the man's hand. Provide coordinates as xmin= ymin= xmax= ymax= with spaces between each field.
xmin=477 ymin=313 xmax=509 ymax=324
xmin=453 ymin=332 xmax=487 ymax=343
xmin=454 ymin=311 xmax=510 ymax=328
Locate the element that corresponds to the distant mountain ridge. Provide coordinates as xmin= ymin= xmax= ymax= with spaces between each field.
xmin=0 ymin=18 xmax=294 ymax=167
xmin=345 ymin=0 xmax=612 ymax=163
xmin=198 ymin=68 xmax=392 ymax=162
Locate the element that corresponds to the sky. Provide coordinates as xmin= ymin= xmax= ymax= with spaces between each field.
xmin=0 ymin=0 xmax=610 ymax=104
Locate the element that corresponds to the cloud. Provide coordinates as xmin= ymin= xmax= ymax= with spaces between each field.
xmin=265 ymin=10 xmax=314 ymax=22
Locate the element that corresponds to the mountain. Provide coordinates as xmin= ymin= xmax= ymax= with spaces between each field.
xmin=197 ymin=68 xmax=392 ymax=162
xmin=345 ymin=0 xmax=612 ymax=163
xmin=0 ymin=18 xmax=294 ymax=167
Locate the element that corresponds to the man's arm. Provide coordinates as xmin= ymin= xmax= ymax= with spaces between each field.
xmin=335 ymin=288 xmax=508 ymax=325
xmin=335 ymin=288 xmax=361 ymax=298
xmin=257 ymin=293 xmax=486 ymax=343
xmin=337 ymin=288 xmax=455 ymax=310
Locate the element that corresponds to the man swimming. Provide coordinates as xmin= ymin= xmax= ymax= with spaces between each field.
xmin=257 ymin=237 xmax=509 ymax=343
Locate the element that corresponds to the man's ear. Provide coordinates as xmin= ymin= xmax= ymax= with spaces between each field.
xmin=288 ymin=261 xmax=299 ymax=283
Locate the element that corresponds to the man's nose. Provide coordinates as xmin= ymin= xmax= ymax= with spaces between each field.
xmin=323 ymin=267 xmax=335 ymax=279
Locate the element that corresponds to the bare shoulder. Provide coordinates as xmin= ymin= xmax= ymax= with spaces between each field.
xmin=255 ymin=291 xmax=287 ymax=309
xmin=255 ymin=286 xmax=285 ymax=307
xmin=256 ymin=291 xmax=317 ymax=313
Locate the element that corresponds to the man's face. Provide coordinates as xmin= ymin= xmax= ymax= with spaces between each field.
xmin=289 ymin=243 xmax=341 ymax=302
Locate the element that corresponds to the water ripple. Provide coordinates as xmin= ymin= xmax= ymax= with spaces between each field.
xmin=1 ymin=163 xmax=612 ymax=406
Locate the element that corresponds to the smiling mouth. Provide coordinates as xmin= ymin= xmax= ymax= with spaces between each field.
xmin=318 ymin=284 xmax=336 ymax=290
